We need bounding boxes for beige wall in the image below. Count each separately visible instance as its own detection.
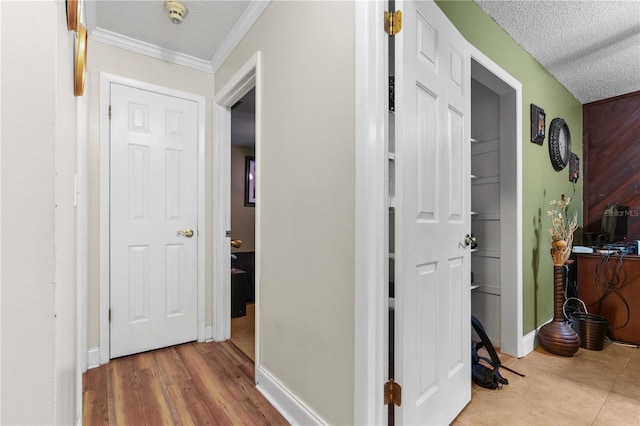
[216,2,356,424]
[85,41,216,349]
[1,1,78,423]
[231,145,255,252]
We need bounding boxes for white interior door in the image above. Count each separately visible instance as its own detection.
[395,0,471,424]
[110,83,199,358]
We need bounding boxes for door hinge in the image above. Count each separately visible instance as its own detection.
[384,379,402,406]
[108,309,112,324]
[109,105,112,120]
[384,10,402,36]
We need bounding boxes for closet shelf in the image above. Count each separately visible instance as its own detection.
[388,196,395,209]
[472,176,500,185]
[471,213,500,221]
[475,286,501,296]
[471,249,501,259]
[471,284,482,290]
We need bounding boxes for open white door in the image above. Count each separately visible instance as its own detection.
[110,83,199,358]
[394,0,471,424]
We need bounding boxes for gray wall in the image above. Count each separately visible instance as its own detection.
[216,1,357,423]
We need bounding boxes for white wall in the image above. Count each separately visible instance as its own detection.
[1,1,78,424]
[85,41,215,350]
[216,2,356,424]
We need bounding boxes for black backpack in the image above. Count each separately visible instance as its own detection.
[471,315,524,389]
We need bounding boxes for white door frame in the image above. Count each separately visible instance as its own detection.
[212,53,261,354]
[353,1,388,424]
[98,73,207,364]
[469,45,525,357]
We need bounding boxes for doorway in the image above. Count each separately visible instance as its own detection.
[230,88,256,360]
[212,53,261,372]
[469,50,523,357]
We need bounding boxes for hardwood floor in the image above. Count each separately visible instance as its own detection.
[82,340,287,425]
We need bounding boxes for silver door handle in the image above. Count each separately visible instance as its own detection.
[464,234,477,247]
[178,229,194,238]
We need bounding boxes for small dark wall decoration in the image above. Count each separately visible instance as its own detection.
[569,153,580,183]
[244,156,255,207]
[530,103,546,145]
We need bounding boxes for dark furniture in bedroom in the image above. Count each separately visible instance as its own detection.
[231,268,247,318]
[232,251,255,303]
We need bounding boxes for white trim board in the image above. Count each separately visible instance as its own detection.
[89,28,213,73]
[353,1,388,425]
[469,44,526,359]
[256,366,327,426]
[98,73,207,365]
[210,1,270,73]
[212,52,261,345]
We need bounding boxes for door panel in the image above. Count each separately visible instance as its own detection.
[395,1,471,424]
[110,83,199,358]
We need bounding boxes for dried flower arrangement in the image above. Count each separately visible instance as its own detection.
[547,194,578,265]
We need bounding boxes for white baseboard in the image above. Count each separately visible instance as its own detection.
[521,318,552,357]
[522,329,537,356]
[87,346,101,369]
[256,365,326,426]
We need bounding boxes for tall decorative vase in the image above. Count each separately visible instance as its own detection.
[538,241,580,356]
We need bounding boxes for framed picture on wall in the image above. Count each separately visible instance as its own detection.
[245,156,256,207]
[530,103,546,145]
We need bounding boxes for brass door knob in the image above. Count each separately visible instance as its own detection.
[178,229,194,238]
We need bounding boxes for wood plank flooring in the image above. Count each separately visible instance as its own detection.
[83,340,288,425]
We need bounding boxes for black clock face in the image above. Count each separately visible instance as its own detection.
[549,118,571,171]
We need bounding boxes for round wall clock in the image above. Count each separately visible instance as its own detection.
[66,0,79,31]
[548,117,571,171]
[74,24,87,97]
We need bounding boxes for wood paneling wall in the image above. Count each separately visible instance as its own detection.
[583,91,640,241]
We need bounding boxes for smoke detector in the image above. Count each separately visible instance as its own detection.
[165,1,188,24]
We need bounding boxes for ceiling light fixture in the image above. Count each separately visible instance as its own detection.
[165,1,188,25]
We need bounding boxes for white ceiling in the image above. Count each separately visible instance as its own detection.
[87,0,640,104]
[474,0,640,104]
[86,0,269,72]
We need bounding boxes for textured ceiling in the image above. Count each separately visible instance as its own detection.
[94,0,251,61]
[474,0,640,104]
[89,1,640,104]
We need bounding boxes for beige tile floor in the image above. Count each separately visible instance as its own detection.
[453,342,640,425]
[230,302,255,361]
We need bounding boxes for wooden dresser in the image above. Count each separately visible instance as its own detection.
[576,253,640,344]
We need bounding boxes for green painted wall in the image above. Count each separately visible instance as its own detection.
[436,0,583,334]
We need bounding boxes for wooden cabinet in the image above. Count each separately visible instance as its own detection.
[576,253,640,344]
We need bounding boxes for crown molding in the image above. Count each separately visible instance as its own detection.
[89,27,214,74]
[210,0,271,73]
[86,0,270,75]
